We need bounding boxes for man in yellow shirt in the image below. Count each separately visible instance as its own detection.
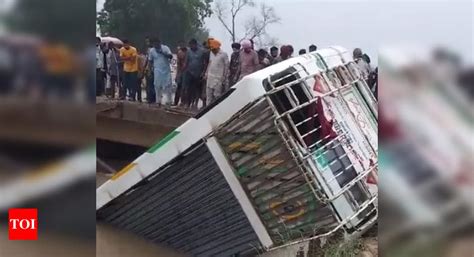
[119,39,138,101]
[39,41,76,98]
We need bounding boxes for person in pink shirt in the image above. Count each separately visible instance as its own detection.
[238,39,259,81]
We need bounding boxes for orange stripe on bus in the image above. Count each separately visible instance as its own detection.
[111,163,137,180]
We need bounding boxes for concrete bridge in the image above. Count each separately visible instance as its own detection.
[0,98,95,148]
[96,98,192,148]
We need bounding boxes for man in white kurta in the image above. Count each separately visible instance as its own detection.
[205,39,229,105]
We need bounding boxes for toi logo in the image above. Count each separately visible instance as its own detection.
[8,208,38,240]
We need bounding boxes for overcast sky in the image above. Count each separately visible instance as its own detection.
[97,0,473,64]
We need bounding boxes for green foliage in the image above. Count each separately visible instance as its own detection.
[323,239,364,257]
[5,0,96,46]
[97,0,213,51]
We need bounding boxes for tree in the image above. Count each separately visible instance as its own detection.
[243,3,280,47]
[214,0,255,43]
[97,0,213,50]
[213,0,280,47]
[254,35,279,50]
[4,0,96,47]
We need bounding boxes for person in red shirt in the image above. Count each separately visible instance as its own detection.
[174,45,187,106]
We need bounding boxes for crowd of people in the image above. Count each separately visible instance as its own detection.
[0,35,95,102]
[96,36,376,110]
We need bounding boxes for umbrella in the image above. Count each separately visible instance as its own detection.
[100,36,123,46]
[1,34,43,47]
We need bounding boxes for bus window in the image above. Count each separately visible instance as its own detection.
[335,65,354,86]
[327,70,343,88]
[264,67,338,149]
[346,62,362,81]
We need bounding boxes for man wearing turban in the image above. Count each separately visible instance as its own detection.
[204,38,229,105]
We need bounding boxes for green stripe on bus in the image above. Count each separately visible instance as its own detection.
[147,130,180,153]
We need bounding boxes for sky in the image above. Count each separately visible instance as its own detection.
[97,0,473,64]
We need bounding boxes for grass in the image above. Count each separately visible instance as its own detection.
[323,239,365,257]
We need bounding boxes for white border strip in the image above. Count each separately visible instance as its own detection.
[206,137,274,248]
[1,149,95,211]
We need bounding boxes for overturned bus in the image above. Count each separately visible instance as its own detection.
[378,48,473,248]
[96,46,378,256]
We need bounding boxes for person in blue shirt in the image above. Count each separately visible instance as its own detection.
[183,38,206,109]
[148,38,173,106]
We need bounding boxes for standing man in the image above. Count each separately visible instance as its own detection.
[228,42,241,87]
[205,39,229,105]
[353,48,372,80]
[238,39,259,80]
[275,45,291,63]
[199,39,211,108]
[144,37,155,103]
[106,42,120,98]
[148,38,173,107]
[287,45,294,58]
[96,37,105,96]
[368,67,378,99]
[257,49,270,70]
[269,46,279,64]
[182,39,205,109]
[119,39,139,101]
[136,48,148,102]
[174,45,187,106]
